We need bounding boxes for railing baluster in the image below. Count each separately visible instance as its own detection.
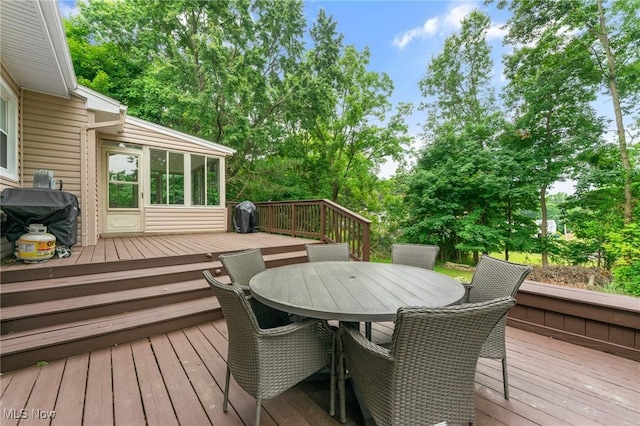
[227,199,370,261]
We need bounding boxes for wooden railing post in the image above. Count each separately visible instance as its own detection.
[320,201,326,243]
[291,203,297,237]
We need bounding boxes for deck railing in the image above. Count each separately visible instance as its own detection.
[227,199,371,261]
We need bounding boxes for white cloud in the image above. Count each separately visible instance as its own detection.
[58,0,80,18]
[393,3,506,50]
[486,23,507,41]
[443,4,475,29]
[393,17,439,50]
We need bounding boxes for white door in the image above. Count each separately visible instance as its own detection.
[104,148,144,233]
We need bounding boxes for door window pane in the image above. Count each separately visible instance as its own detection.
[108,153,139,208]
[108,182,139,208]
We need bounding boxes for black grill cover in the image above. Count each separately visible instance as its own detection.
[233,201,258,233]
[0,188,80,247]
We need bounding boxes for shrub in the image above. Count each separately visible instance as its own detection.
[605,223,640,296]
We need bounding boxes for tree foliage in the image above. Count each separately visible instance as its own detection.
[404,10,537,263]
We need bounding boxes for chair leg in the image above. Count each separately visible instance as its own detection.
[502,357,510,399]
[337,333,346,423]
[365,322,372,340]
[255,398,261,426]
[223,366,231,411]
[329,332,336,416]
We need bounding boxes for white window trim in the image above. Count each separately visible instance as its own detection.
[0,79,18,181]
[147,147,223,208]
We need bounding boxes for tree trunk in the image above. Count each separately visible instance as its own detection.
[540,186,549,267]
[596,0,634,224]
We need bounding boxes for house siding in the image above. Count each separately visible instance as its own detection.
[105,122,231,157]
[20,89,87,246]
[98,121,229,236]
[144,207,227,233]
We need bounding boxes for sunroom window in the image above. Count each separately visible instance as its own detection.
[150,149,184,205]
[0,80,18,180]
[191,155,220,206]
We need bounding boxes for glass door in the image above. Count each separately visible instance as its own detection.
[104,148,143,233]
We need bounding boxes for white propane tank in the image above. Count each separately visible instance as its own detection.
[16,224,56,263]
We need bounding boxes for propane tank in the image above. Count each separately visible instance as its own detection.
[16,224,56,263]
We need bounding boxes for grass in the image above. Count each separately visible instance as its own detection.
[434,265,473,283]
[371,255,474,283]
[489,252,543,265]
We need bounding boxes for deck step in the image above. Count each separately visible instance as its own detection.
[0,244,312,283]
[0,297,223,372]
[0,247,309,373]
[0,250,308,307]
[0,261,226,307]
[0,279,217,334]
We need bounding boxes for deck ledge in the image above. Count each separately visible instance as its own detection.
[512,280,639,361]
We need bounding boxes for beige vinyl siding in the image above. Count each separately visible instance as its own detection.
[144,207,227,233]
[106,122,230,157]
[21,90,87,246]
[100,119,230,235]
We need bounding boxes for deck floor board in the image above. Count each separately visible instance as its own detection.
[1,321,637,426]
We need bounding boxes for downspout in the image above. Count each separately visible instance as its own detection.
[19,88,24,185]
[79,110,126,246]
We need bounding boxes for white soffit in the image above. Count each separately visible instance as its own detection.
[0,0,77,97]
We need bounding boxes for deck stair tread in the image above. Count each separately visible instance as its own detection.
[0,245,311,284]
[0,243,309,372]
[0,251,307,307]
[1,297,220,355]
[1,279,215,322]
[1,261,221,295]
[0,251,306,295]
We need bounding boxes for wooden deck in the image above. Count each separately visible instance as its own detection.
[1,232,317,273]
[1,320,638,426]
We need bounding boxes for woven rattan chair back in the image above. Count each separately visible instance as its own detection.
[203,270,332,425]
[391,243,440,270]
[219,248,266,290]
[305,242,350,262]
[468,254,533,303]
[467,255,533,399]
[341,297,516,426]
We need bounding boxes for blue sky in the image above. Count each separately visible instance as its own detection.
[57,0,577,193]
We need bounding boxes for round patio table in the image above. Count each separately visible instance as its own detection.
[249,261,465,322]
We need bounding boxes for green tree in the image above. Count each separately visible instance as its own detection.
[496,0,639,225]
[405,10,537,263]
[67,0,307,202]
[284,10,411,210]
[501,24,604,266]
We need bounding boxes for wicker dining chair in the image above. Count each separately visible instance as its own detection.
[338,297,516,425]
[219,248,291,329]
[203,271,334,426]
[219,248,267,291]
[460,254,533,399]
[305,242,350,262]
[391,243,440,270]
